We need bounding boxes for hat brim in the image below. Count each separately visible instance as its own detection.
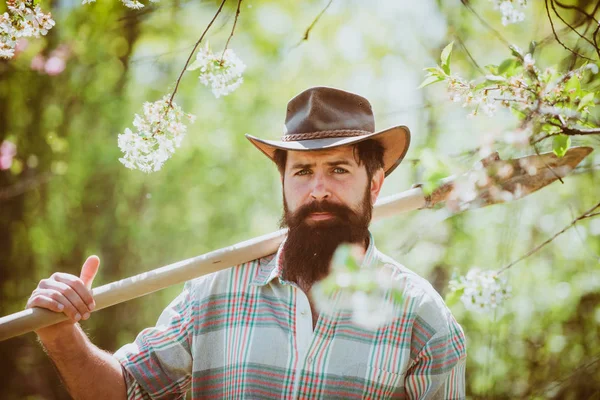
[245,125,411,177]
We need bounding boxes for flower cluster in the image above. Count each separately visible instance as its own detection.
[188,44,246,98]
[312,245,403,330]
[449,268,511,313]
[118,96,196,173]
[447,76,498,117]
[489,0,527,26]
[0,0,55,59]
[423,43,598,153]
[0,140,17,170]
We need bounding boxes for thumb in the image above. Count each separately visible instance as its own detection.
[80,255,100,289]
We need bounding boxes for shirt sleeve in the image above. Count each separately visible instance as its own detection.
[113,281,195,400]
[404,313,467,399]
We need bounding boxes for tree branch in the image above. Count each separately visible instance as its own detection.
[455,34,484,74]
[545,0,594,61]
[220,0,242,63]
[168,0,228,106]
[537,0,600,49]
[550,0,599,59]
[554,0,600,60]
[292,0,334,49]
[561,126,600,135]
[460,0,510,47]
[498,200,600,274]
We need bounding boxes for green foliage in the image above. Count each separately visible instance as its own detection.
[552,134,570,157]
[440,41,454,75]
[1,0,600,399]
[419,149,451,196]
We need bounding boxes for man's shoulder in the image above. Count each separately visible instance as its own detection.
[185,253,275,293]
[374,250,461,333]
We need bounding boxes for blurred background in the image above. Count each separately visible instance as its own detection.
[1,0,600,398]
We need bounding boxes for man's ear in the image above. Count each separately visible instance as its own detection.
[370,168,385,204]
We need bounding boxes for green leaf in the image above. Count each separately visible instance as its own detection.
[498,58,517,75]
[542,124,562,134]
[423,171,448,196]
[578,92,596,111]
[510,107,526,119]
[445,288,465,307]
[509,45,524,60]
[528,41,537,56]
[424,66,443,75]
[418,75,444,89]
[484,64,499,75]
[440,41,454,70]
[552,135,571,157]
[565,74,581,94]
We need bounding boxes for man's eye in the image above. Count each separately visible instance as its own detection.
[295,169,311,176]
[333,167,348,174]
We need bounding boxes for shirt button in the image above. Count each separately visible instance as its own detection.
[307,357,313,364]
[300,310,307,316]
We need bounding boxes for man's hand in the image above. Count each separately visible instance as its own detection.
[26,256,100,339]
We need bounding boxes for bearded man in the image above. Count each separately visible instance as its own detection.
[27,87,466,399]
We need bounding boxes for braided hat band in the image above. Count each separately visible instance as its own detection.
[281,130,368,142]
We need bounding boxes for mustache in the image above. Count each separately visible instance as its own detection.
[291,200,355,224]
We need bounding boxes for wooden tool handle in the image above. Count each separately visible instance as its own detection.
[0,188,428,341]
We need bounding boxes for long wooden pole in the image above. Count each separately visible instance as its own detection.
[0,146,592,342]
[0,188,427,342]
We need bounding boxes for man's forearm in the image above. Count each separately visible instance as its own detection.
[40,324,127,400]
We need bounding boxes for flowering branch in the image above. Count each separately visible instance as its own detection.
[421,41,599,162]
[219,0,242,63]
[168,0,227,106]
[118,0,247,173]
[497,200,600,274]
[0,0,55,59]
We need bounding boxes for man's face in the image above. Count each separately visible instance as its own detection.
[282,146,383,224]
[278,145,384,287]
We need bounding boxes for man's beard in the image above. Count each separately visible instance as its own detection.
[280,186,372,289]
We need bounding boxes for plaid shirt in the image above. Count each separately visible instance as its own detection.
[114,234,466,399]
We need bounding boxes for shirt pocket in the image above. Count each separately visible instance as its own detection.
[362,365,404,399]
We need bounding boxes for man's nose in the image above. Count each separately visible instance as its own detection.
[310,173,330,201]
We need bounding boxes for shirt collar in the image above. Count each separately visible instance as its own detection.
[250,232,378,287]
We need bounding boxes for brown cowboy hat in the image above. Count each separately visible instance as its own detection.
[245,86,411,177]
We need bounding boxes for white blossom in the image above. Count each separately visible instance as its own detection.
[489,0,527,26]
[0,1,55,60]
[523,53,535,70]
[449,268,511,313]
[118,96,196,173]
[188,44,246,98]
[122,0,145,9]
[447,77,498,117]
